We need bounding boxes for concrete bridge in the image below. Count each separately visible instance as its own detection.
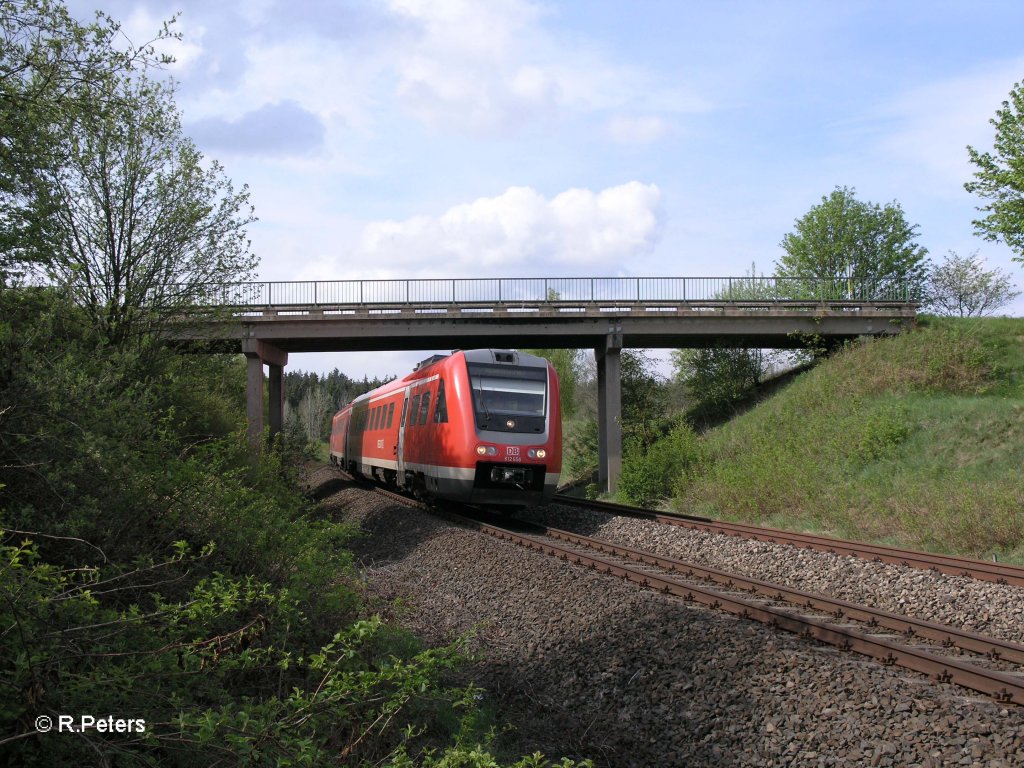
[171,276,919,492]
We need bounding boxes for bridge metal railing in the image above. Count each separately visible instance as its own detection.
[182,276,918,308]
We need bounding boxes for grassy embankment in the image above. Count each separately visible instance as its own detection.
[672,316,1024,562]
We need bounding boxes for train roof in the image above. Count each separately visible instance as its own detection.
[341,349,552,409]
[461,349,550,367]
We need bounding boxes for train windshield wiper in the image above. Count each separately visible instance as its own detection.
[474,380,491,424]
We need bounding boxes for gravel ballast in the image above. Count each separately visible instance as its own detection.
[527,504,1024,647]
[312,468,1024,767]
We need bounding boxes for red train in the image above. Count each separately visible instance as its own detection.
[330,349,562,507]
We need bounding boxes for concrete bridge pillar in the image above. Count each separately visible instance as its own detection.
[595,326,623,494]
[242,339,288,447]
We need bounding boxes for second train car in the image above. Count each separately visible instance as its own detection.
[329,349,561,507]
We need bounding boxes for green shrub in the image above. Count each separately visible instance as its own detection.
[854,404,912,463]
[618,422,706,507]
[0,289,587,766]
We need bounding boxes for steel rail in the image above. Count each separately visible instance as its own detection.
[493,522,1024,705]
[538,524,1024,665]
[471,516,1024,704]
[553,495,1024,588]
[335,471,1024,704]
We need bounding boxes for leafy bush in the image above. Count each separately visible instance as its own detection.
[854,403,912,463]
[0,288,587,766]
[618,422,706,507]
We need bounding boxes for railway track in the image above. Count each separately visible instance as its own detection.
[339,473,1024,705]
[554,494,1024,588]
[476,511,1024,705]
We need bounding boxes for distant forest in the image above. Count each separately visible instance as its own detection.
[285,369,395,443]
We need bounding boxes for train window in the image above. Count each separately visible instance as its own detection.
[376,405,383,430]
[434,379,448,423]
[410,395,421,427]
[467,363,546,416]
[386,402,395,429]
[400,398,408,427]
[372,406,380,431]
[419,391,431,425]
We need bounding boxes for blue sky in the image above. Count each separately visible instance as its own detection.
[70,0,1024,378]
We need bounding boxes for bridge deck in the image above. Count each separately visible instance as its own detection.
[174,299,918,353]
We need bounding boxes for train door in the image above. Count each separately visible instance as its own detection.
[396,388,410,487]
[346,401,367,474]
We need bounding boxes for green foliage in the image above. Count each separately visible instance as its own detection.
[2,1,253,344]
[776,186,929,300]
[0,539,496,766]
[672,346,772,422]
[562,417,598,483]
[0,288,583,766]
[26,72,256,346]
[926,250,1020,316]
[618,422,705,507]
[673,317,1024,560]
[620,348,669,449]
[854,404,911,463]
[966,79,1024,263]
[285,368,394,446]
[1,0,178,283]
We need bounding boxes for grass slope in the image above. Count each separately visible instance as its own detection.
[672,316,1024,562]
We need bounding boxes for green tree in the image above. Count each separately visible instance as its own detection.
[926,250,1020,317]
[966,80,1024,264]
[25,73,256,345]
[672,262,781,421]
[672,345,771,418]
[621,348,668,448]
[1,0,175,283]
[776,186,929,301]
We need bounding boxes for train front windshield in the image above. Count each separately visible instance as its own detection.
[467,363,547,432]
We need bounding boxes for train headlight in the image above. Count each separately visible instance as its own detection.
[476,445,497,456]
[536,448,546,459]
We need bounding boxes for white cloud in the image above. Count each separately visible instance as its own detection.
[387,0,563,131]
[605,115,670,144]
[385,0,700,134]
[870,59,1024,190]
[341,182,663,278]
[146,0,705,149]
